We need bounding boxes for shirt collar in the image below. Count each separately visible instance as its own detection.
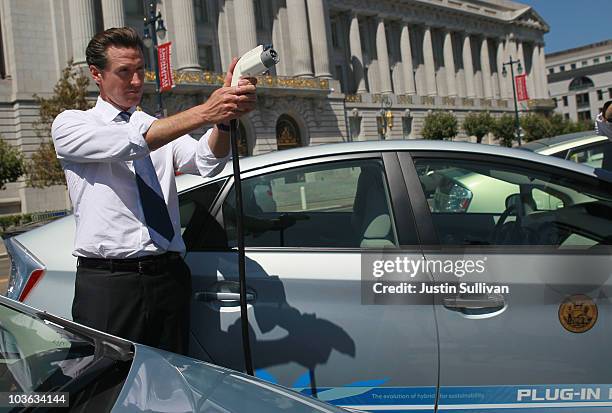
[93,96,137,124]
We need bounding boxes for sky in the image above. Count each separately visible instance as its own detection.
[518,0,612,54]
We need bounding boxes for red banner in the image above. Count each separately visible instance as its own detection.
[515,74,529,101]
[157,42,174,92]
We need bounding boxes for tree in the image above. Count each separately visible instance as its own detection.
[492,114,517,147]
[572,120,593,133]
[462,111,494,143]
[548,113,570,137]
[27,60,92,187]
[422,111,458,140]
[520,113,552,142]
[0,138,25,190]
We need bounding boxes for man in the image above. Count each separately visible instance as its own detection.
[51,27,257,354]
[595,100,612,171]
[596,100,612,136]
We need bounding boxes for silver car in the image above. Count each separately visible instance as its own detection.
[6,140,612,412]
[0,295,347,412]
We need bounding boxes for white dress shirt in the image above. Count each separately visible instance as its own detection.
[595,113,612,140]
[52,96,229,258]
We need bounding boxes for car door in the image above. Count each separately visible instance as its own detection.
[181,152,439,412]
[401,151,612,412]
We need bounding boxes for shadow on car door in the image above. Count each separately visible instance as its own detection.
[181,153,440,412]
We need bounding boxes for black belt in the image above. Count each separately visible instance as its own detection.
[77,252,182,274]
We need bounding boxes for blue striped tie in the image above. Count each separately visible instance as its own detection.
[119,111,175,248]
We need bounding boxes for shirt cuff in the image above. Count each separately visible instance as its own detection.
[196,128,231,177]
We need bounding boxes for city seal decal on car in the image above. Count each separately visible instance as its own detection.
[558,294,598,333]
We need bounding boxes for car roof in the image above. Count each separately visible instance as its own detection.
[177,140,608,192]
[521,131,606,152]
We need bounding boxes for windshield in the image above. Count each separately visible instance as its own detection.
[0,304,96,393]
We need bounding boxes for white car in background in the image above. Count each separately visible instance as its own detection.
[521,131,611,169]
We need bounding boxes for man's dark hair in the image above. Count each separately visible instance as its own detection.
[86,27,144,69]
[603,100,612,117]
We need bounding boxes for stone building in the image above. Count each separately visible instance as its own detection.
[0,0,551,214]
[546,39,612,123]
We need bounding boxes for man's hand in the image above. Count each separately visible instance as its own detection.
[200,57,258,125]
[143,57,258,152]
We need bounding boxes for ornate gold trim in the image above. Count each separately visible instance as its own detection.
[145,70,330,90]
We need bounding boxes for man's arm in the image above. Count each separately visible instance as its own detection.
[144,82,255,152]
[145,58,256,154]
[52,110,153,163]
[172,128,230,178]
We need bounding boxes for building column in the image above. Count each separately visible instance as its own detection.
[524,42,536,99]
[480,37,493,98]
[400,22,416,95]
[306,0,332,78]
[423,26,437,96]
[531,43,542,98]
[506,37,519,99]
[287,0,313,77]
[272,0,289,75]
[173,0,201,71]
[507,37,518,61]
[462,32,476,98]
[217,0,232,70]
[69,0,96,66]
[443,30,457,97]
[376,17,393,94]
[496,39,507,98]
[101,0,124,29]
[516,41,525,69]
[349,13,367,92]
[538,44,548,98]
[234,0,258,57]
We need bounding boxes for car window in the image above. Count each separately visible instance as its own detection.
[0,304,95,393]
[415,158,612,247]
[222,159,398,248]
[532,188,564,210]
[566,141,612,169]
[179,180,225,232]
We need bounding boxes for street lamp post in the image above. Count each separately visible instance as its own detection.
[142,1,167,117]
[378,94,393,140]
[502,56,523,146]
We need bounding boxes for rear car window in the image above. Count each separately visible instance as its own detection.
[0,304,95,392]
[415,158,612,247]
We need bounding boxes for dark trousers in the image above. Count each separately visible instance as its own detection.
[72,256,192,355]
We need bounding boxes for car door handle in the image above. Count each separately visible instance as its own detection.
[194,291,256,302]
[443,295,505,310]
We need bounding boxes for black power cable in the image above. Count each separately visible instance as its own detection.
[229,119,254,376]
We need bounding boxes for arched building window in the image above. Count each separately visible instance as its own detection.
[569,76,594,91]
[276,115,301,150]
